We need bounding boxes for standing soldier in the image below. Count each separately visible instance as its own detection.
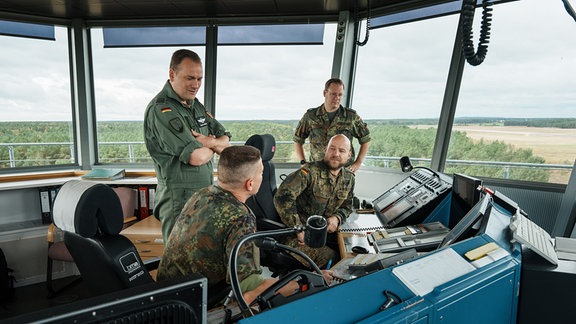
[293,78,371,173]
[144,49,231,241]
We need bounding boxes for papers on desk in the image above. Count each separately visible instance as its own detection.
[340,211,384,233]
[555,237,576,261]
[392,248,475,296]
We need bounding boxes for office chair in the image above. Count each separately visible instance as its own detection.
[52,180,157,297]
[245,134,309,276]
[46,185,144,297]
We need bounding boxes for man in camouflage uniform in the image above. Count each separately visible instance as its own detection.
[157,146,322,306]
[294,78,371,173]
[144,49,231,241]
[275,134,355,268]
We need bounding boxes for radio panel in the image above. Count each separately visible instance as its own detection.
[373,169,452,227]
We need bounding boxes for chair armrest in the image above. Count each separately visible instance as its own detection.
[47,223,56,243]
[144,256,161,271]
[257,218,288,231]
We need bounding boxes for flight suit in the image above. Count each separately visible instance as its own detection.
[274,161,355,268]
[293,104,371,164]
[144,80,231,241]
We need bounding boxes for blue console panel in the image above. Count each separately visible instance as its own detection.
[240,234,521,324]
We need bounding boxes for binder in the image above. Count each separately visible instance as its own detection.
[49,186,59,224]
[138,187,150,219]
[339,212,385,233]
[81,168,125,181]
[148,187,156,216]
[131,188,139,218]
[39,189,51,224]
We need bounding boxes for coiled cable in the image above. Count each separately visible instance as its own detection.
[355,0,371,46]
[461,0,493,66]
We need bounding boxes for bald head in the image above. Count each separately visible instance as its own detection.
[323,134,352,171]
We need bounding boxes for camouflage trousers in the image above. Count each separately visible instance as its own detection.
[283,237,338,269]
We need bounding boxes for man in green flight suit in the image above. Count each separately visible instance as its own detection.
[275,134,355,268]
[144,49,231,241]
[294,78,371,173]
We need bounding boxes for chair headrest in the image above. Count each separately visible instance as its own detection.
[53,180,124,237]
[245,134,276,162]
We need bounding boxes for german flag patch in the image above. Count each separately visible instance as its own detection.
[300,169,309,175]
[161,107,172,113]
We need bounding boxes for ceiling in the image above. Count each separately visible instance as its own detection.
[0,0,449,22]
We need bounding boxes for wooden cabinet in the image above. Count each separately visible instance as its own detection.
[120,216,164,261]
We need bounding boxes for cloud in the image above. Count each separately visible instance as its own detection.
[0,1,575,122]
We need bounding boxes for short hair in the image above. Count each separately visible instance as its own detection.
[170,49,202,71]
[218,146,261,186]
[324,78,345,91]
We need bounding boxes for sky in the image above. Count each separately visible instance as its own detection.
[0,0,575,122]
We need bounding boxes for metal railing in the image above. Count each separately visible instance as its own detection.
[1,141,573,180]
[0,142,75,167]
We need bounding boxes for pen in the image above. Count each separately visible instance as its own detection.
[326,259,333,270]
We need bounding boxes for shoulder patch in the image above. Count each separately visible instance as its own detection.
[205,110,214,119]
[300,168,309,176]
[161,107,172,113]
[169,118,184,132]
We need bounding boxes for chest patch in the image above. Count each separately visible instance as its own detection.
[196,116,208,127]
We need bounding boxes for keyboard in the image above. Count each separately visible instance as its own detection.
[510,211,558,265]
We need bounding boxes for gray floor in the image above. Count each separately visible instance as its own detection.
[0,276,90,322]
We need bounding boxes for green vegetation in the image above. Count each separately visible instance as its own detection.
[1,118,571,183]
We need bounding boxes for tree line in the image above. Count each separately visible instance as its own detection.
[1,119,567,182]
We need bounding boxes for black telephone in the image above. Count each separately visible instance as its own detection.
[253,269,328,311]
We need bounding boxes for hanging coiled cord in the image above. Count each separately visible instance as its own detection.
[355,0,371,46]
[461,0,493,66]
[563,0,576,22]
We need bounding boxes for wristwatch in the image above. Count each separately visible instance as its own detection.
[300,159,307,165]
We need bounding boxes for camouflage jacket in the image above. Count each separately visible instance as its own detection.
[274,161,355,227]
[157,185,264,293]
[293,104,371,163]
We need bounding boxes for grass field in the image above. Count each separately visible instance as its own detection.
[451,125,576,165]
[451,125,576,183]
[409,124,576,183]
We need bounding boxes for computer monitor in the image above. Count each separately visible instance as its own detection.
[10,275,207,324]
[438,193,491,249]
[450,173,483,228]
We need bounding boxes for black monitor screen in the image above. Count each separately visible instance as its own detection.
[450,173,483,228]
[438,194,491,249]
[10,275,207,324]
